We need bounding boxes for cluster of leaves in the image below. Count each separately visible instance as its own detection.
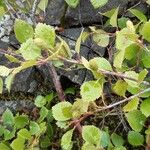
[0,93,55,150]
[1,1,150,150]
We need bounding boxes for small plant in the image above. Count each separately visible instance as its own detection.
[0,93,55,149]
[1,3,150,150]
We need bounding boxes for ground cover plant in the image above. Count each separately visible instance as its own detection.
[1,0,150,150]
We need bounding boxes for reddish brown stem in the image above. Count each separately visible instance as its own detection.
[46,63,66,101]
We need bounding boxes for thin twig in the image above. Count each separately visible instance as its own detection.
[46,62,66,101]
[98,69,150,86]
[95,87,150,112]
[31,0,40,24]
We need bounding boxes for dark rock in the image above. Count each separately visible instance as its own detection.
[63,0,128,27]
[0,100,34,114]
[58,27,104,84]
[45,0,66,25]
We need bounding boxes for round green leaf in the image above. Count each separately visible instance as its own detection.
[128,131,144,146]
[80,81,103,102]
[11,137,25,150]
[111,133,124,147]
[19,38,41,60]
[0,143,11,150]
[14,115,29,129]
[89,57,112,71]
[124,71,139,87]
[82,125,101,146]
[123,98,139,112]
[92,29,109,47]
[14,19,34,43]
[140,98,150,117]
[17,129,31,140]
[29,121,40,135]
[34,23,55,48]
[125,110,146,132]
[61,129,74,150]
[52,102,72,121]
[34,95,47,107]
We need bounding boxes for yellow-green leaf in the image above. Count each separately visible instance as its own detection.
[123,98,139,112]
[14,19,34,43]
[110,7,119,27]
[112,80,128,97]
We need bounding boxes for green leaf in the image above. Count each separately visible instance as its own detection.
[52,102,72,121]
[65,0,80,8]
[13,60,37,75]
[14,115,29,129]
[2,108,14,126]
[0,66,11,77]
[124,71,139,87]
[114,146,126,150]
[112,80,128,97]
[129,9,147,22]
[5,54,20,63]
[71,99,89,118]
[141,21,150,42]
[29,121,40,135]
[82,142,98,150]
[90,0,108,9]
[116,28,134,50]
[100,131,110,148]
[82,125,101,146]
[0,6,5,18]
[123,98,139,112]
[38,106,48,123]
[0,143,11,150]
[17,129,31,140]
[35,23,55,48]
[111,133,124,146]
[34,95,47,107]
[14,19,34,43]
[57,36,72,58]
[0,125,5,136]
[138,69,148,83]
[125,110,146,132]
[5,74,15,92]
[11,137,25,150]
[128,131,144,146]
[75,28,84,54]
[0,77,3,94]
[118,17,128,29]
[113,49,125,69]
[19,38,41,60]
[4,128,16,140]
[89,57,112,71]
[146,0,150,5]
[125,44,140,60]
[110,7,119,27]
[140,98,150,117]
[38,0,48,11]
[92,29,109,47]
[141,50,150,68]
[56,121,69,129]
[102,8,116,18]
[61,129,74,150]
[80,80,103,102]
